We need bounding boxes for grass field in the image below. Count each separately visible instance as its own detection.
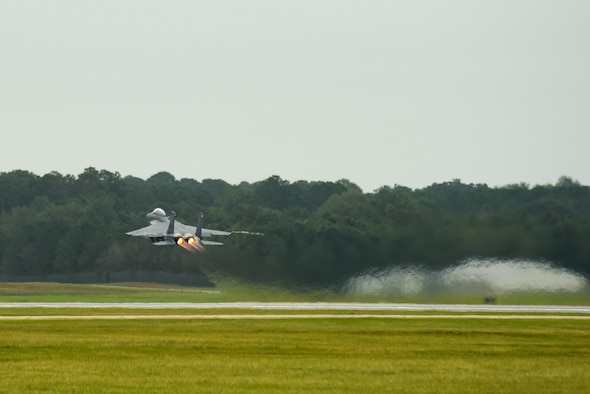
[1,280,589,305]
[1,316,589,393]
[0,282,589,393]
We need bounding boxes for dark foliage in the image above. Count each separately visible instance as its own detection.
[1,169,589,285]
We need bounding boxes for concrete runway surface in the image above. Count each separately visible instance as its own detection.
[1,302,590,312]
[1,302,589,320]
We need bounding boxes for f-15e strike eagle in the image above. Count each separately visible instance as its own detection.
[126,208,232,252]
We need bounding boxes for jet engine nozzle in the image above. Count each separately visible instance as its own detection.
[182,234,200,245]
[172,233,185,245]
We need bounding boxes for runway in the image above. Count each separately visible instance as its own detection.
[2,315,590,321]
[0,302,590,316]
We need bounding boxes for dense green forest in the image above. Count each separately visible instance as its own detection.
[0,168,589,286]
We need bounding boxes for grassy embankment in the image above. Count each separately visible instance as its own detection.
[1,280,589,304]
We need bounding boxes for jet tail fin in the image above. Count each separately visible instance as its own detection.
[196,212,204,239]
[167,211,176,235]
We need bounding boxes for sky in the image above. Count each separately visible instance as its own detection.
[1,1,589,192]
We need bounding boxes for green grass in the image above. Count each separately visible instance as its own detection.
[1,280,589,304]
[0,281,339,303]
[0,317,588,393]
[0,282,221,302]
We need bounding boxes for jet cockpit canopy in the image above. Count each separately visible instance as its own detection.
[146,208,168,222]
[151,208,166,217]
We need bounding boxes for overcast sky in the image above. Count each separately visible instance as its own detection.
[1,1,589,192]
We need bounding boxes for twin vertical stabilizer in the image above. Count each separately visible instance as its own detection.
[166,211,176,235]
[196,212,204,239]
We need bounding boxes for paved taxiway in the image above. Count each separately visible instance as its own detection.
[1,302,589,313]
[1,302,589,320]
[1,314,590,321]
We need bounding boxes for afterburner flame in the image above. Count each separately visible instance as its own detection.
[191,240,205,252]
[176,238,185,245]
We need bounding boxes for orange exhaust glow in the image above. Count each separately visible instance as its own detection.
[180,243,195,252]
[176,238,185,245]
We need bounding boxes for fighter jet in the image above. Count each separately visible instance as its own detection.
[126,208,231,252]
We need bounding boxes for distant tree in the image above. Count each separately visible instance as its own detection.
[146,172,176,185]
[556,176,580,188]
[336,179,363,193]
[201,179,231,196]
[0,170,39,213]
[254,175,290,210]
[36,171,75,205]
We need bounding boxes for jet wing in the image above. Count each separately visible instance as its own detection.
[125,221,168,237]
[173,222,231,238]
[202,228,232,237]
[201,240,225,246]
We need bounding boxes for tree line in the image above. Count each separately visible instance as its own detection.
[0,168,588,286]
